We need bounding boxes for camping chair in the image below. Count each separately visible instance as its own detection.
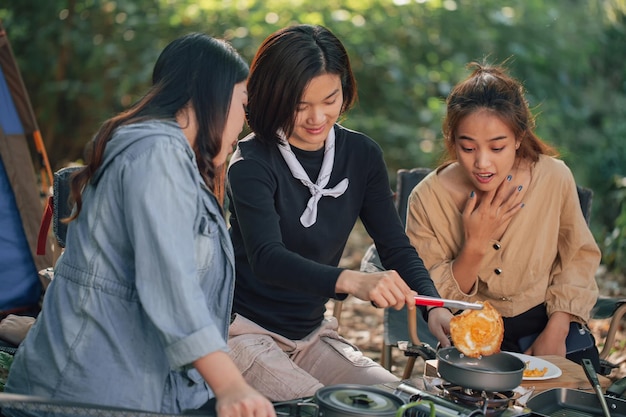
[36,165,83,252]
[50,166,82,248]
[34,165,82,286]
[360,167,626,378]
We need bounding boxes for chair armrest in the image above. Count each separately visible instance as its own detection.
[407,307,421,346]
[598,302,626,361]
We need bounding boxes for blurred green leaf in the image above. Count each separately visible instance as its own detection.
[2,0,626,271]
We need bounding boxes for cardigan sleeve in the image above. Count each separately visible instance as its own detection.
[545,164,600,323]
[405,175,479,301]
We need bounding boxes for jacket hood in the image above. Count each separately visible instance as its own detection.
[92,120,188,184]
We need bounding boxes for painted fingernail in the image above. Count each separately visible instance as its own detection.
[507,175,512,181]
[470,191,475,198]
[518,185,523,191]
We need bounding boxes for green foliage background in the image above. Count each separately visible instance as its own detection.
[2,0,626,273]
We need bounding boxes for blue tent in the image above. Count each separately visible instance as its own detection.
[0,21,53,315]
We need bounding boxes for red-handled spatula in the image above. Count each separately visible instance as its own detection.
[414,295,483,310]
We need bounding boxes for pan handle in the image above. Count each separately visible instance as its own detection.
[607,376,626,399]
[582,358,612,417]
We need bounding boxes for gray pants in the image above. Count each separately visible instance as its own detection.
[228,314,399,401]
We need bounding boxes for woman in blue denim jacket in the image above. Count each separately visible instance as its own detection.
[4,33,275,417]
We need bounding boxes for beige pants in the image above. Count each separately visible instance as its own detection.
[228,314,398,401]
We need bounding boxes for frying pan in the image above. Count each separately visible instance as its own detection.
[436,347,525,392]
[527,387,626,416]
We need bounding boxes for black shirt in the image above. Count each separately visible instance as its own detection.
[227,124,439,339]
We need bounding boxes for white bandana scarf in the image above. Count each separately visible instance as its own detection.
[277,128,349,228]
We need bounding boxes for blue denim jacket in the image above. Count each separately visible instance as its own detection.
[6,120,235,414]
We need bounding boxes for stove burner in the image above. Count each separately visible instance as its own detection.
[441,385,518,417]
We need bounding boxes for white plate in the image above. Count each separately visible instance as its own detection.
[504,352,562,380]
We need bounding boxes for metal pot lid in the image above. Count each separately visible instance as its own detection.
[315,384,403,415]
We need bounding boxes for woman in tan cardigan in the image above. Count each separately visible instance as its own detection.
[406,62,602,370]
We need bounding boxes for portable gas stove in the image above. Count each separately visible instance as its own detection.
[271,378,537,417]
[389,379,534,417]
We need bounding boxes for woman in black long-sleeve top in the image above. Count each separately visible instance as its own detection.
[226,24,452,401]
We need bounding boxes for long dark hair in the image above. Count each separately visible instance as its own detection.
[68,33,248,219]
[246,24,357,145]
[442,61,557,165]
